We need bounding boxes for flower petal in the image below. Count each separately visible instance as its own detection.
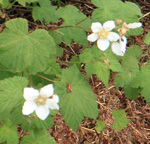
[87,33,98,42]
[127,22,142,29]
[107,32,120,42]
[46,99,59,110]
[22,100,37,115]
[23,87,39,101]
[91,22,102,33]
[111,42,124,56]
[103,21,116,31]
[40,84,54,98]
[97,39,110,51]
[120,36,127,54]
[52,94,59,103]
[35,105,50,120]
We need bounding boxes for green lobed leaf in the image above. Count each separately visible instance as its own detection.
[55,65,98,131]
[80,46,123,87]
[100,50,123,72]
[92,0,142,22]
[114,69,140,99]
[122,45,142,72]
[86,61,110,87]
[0,0,12,9]
[91,0,143,36]
[32,0,58,24]
[9,104,29,129]
[144,32,150,45]
[16,0,38,7]
[28,116,54,131]
[0,119,19,144]
[114,45,142,98]
[0,18,56,74]
[44,56,61,75]
[131,62,150,105]
[95,120,105,132]
[0,64,17,80]
[124,86,141,100]
[21,130,56,144]
[112,110,130,130]
[51,5,91,46]
[0,76,28,116]
[68,56,81,69]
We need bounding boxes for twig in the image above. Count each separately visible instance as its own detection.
[75,17,89,26]
[36,74,56,83]
[82,127,97,133]
[62,41,78,56]
[90,75,95,86]
[142,11,150,18]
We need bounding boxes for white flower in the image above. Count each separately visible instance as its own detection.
[87,21,120,51]
[111,36,127,56]
[119,22,142,36]
[112,22,142,56]
[22,84,59,120]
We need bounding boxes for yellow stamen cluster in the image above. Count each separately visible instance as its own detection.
[98,29,109,39]
[35,96,47,106]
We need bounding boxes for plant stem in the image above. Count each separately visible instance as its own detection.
[36,74,56,83]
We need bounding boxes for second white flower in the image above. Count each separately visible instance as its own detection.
[87,21,120,51]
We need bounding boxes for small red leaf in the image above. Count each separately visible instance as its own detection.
[66,82,72,93]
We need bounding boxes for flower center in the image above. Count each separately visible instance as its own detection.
[35,96,47,106]
[98,29,109,39]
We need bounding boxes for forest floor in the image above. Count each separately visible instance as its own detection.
[1,0,150,143]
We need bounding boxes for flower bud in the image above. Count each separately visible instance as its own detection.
[116,19,122,26]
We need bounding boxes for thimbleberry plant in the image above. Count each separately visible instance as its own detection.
[0,0,149,143]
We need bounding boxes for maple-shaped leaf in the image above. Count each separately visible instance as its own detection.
[91,0,143,36]
[144,32,150,45]
[114,45,142,99]
[86,61,110,87]
[32,0,58,24]
[131,62,150,105]
[50,5,91,46]
[0,76,28,117]
[21,130,56,144]
[95,120,105,132]
[80,46,123,87]
[112,110,130,130]
[122,45,142,72]
[124,85,141,100]
[114,69,140,99]
[55,65,98,131]
[16,0,38,7]
[0,18,56,74]
[0,119,19,144]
